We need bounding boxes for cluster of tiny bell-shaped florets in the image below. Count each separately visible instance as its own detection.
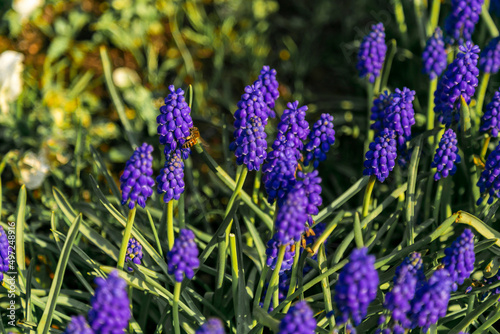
[124,238,143,271]
[477,142,500,204]
[480,37,500,74]
[265,239,296,273]
[434,42,480,126]
[156,149,186,203]
[371,90,392,136]
[258,65,280,118]
[296,170,322,224]
[195,318,226,334]
[363,128,398,182]
[167,228,200,282]
[384,87,416,148]
[357,22,387,83]
[63,315,93,334]
[119,143,155,209]
[263,146,299,205]
[422,27,447,79]
[272,187,309,246]
[334,247,379,326]
[442,228,475,291]
[481,89,500,137]
[444,0,484,45]
[278,301,317,334]
[304,113,336,168]
[431,128,461,181]
[0,226,8,281]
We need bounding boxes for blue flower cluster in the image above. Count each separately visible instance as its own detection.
[434,42,480,126]
[431,129,461,181]
[384,87,416,148]
[357,23,387,83]
[296,170,323,220]
[196,318,225,334]
[265,239,296,273]
[442,229,475,291]
[257,65,280,117]
[304,113,335,168]
[444,0,484,44]
[481,89,500,137]
[125,238,143,271]
[370,91,392,135]
[363,128,398,182]
[273,100,310,154]
[422,27,447,79]
[63,315,93,334]
[477,142,500,204]
[167,229,200,282]
[334,247,379,326]
[272,187,309,245]
[480,37,500,74]
[119,143,155,209]
[278,301,317,334]
[263,147,299,205]
[157,149,186,203]
[0,226,8,281]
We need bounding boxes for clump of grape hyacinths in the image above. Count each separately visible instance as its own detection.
[119,143,155,209]
[0,226,8,281]
[477,142,500,204]
[296,170,323,222]
[442,229,475,291]
[408,269,452,332]
[434,42,480,126]
[431,129,461,181]
[481,90,500,137]
[480,37,500,74]
[370,90,392,135]
[304,113,335,168]
[257,65,279,117]
[196,318,225,334]
[157,85,194,158]
[384,87,416,148]
[357,22,387,83]
[363,128,397,182]
[278,301,317,334]
[88,271,130,334]
[266,239,295,273]
[272,187,308,245]
[273,100,310,154]
[157,149,186,203]
[124,238,143,271]
[422,27,447,79]
[229,82,268,171]
[444,0,484,45]
[167,229,200,282]
[63,315,93,334]
[334,247,379,326]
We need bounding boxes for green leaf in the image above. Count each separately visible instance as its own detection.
[448,293,500,334]
[15,185,27,272]
[456,211,500,248]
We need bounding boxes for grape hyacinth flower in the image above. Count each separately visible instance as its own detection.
[257,65,279,117]
[370,90,392,136]
[409,269,452,332]
[431,129,461,181]
[88,271,131,334]
[157,85,194,158]
[272,187,309,245]
[480,37,500,74]
[442,229,475,291]
[303,113,336,168]
[124,238,143,271]
[334,247,379,326]
[477,142,500,204]
[444,0,484,45]
[296,170,322,224]
[434,42,480,126]
[422,27,447,79]
[384,87,416,148]
[273,100,310,153]
[278,301,317,334]
[263,147,299,205]
[266,239,295,273]
[196,318,225,334]
[481,90,500,137]
[229,82,268,171]
[0,226,8,281]
[63,315,93,334]
[167,229,200,282]
[363,128,398,182]
[357,22,387,83]
[119,143,155,209]
[157,150,185,203]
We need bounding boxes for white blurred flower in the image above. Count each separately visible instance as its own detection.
[12,0,44,21]
[113,67,141,89]
[19,151,50,189]
[0,51,24,114]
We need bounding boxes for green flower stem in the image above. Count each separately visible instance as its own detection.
[173,282,181,334]
[117,206,137,271]
[262,245,286,312]
[471,303,500,333]
[146,209,163,258]
[380,40,397,92]
[214,233,227,307]
[283,241,301,313]
[476,72,490,130]
[362,175,376,218]
[178,194,185,229]
[310,211,343,255]
[428,0,441,36]
[406,136,423,245]
[224,166,249,232]
[318,243,335,330]
[354,212,364,248]
[365,82,375,157]
[481,135,491,160]
[229,234,239,318]
[393,0,408,45]
[427,78,438,145]
[433,178,444,225]
[253,265,269,310]
[167,200,175,251]
[482,3,500,38]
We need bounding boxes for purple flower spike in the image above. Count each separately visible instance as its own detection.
[273,187,309,245]
[444,0,484,45]
[357,23,387,83]
[229,82,268,171]
[370,91,392,136]
[278,301,317,334]
[263,147,299,205]
[266,239,295,273]
[119,143,155,209]
[125,238,143,271]
[64,315,93,334]
[477,142,500,204]
[88,271,130,334]
[157,149,185,203]
[196,318,225,334]
[157,85,194,158]
[274,101,310,152]
[409,269,452,333]
[442,229,475,291]
[304,113,335,168]
[296,170,322,225]
[480,37,500,74]
[481,89,500,137]
[0,226,9,281]
[167,229,200,282]
[257,65,280,117]
[385,87,416,148]
[431,129,461,181]
[334,247,379,326]
[434,42,480,126]
[423,27,447,79]
[363,128,398,182]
